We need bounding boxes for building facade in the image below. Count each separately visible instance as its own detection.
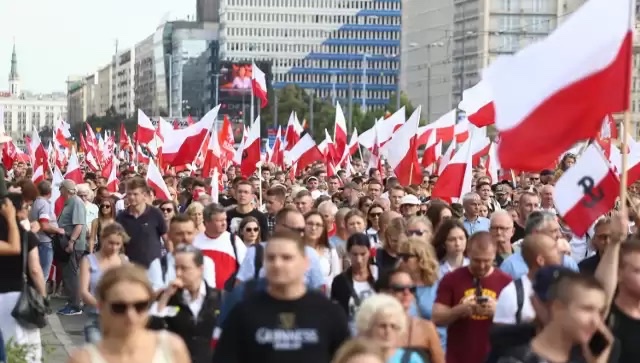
[95,63,113,116]
[197,0,220,22]
[85,73,98,117]
[67,76,87,125]
[134,34,157,116]
[112,48,136,118]
[218,0,401,110]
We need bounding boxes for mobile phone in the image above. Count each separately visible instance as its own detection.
[588,331,609,357]
[476,296,489,304]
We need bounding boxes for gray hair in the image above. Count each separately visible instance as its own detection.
[317,200,338,216]
[355,293,407,336]
[203,203,226,222]
[524,211,557,236]
[462,192,480,204]
[490,210,514,226]
[174,244,205,267]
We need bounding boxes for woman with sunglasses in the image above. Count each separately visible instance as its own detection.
[432,219,469,277]
[67,264,190,363]
[397,237,446,350]
[366,203,384,248]
[88,197,115,253]
[331,233,378,335]
[79,223,130,343]
[406,216,434,244]
[238,216,260,246]
[378,266,445,363]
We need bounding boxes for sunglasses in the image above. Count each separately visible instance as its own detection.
[398,253,417,261]
[100,204,111,209]
[283,224,305,235]
[369,212,382,218]
[160,208,174,213]
[108,300,150,315]
[407,230,426,237]
[390,284,417,294]
[244,227,259,232]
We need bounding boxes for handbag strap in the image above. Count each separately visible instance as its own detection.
[20,227,28,283]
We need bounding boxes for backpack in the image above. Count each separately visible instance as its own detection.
[253,243,264,281]
[222,233,239,292]
[514,278,525,324]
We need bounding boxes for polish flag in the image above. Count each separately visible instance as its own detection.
[458,81,495,128]
[64,149,83,184]
[621,136,640,185]
[218,114,236,167]
[269,127,284,167]
[287,133,323,171]
[554,144,619,236]
[105,155,119,193]
[386,106,422,186]
[339,129,360,167]
[284,112,303,151]
[359,107,406,149]
[367,121,382,173]
[333,102,348,157]
[146,159,171,200]
[251,62,268,108]
[437,139,456,175]
[454,119,470,143]
[484,0,633,171]
[598,114,619,140]
[136,145,150,165]
[421,128,442,172]
[54,118,71,148]
[30,128,49,185]
[419,109,457,145]
[239,117,261,177]
[163,106,219,166]
[471,137,491,166]
[209,168,223,203]
[51,166,64,208]
[202,129,223,178]
[486,142,500,183]
[136,109,156,145]
[431,135,474,201]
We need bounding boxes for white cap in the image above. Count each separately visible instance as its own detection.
[400,194,420,206]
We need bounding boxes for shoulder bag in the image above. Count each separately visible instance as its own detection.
[11,229,48,329]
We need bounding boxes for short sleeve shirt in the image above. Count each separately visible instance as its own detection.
[29,197,58,243]
[58,195,87,251]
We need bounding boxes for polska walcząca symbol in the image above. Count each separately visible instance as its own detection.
[577,176,604,208]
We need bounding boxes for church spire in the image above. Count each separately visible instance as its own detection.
[9,40,18,81]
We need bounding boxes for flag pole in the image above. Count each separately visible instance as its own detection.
[619,0,635,215]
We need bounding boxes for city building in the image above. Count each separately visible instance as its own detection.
[95,63,113,116]
[217,0,401,111]
[197,0,220,22]
[404,0,586,121]
[134,33,157,116]
[85,73,98,117]
[67,75,87,125]
[0,43,66,145]
[112,48,136,118]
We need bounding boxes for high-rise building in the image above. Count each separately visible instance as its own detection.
[112,48,136,118]
[95,63,113,116]
[197,0,220,22]
[1,43,66,142]
[404,0,586,120]
[218,0,401,110]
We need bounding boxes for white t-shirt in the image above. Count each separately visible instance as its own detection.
[493,275,535,324]
[348,275,377,335]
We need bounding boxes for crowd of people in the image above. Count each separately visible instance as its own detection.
[0,156,638,363]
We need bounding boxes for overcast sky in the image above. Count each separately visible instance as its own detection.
[0,0,195,94]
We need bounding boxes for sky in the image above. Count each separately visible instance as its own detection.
[0,0,195,94]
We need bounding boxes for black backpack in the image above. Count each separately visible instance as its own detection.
[514,278,525,324]
[253,243,264,281]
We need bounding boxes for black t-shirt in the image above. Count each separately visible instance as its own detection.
[213,290,350,363]
[495,343,586,363]
[219,196,237,208]
[609,302,640,363]
[227,208,269,242]
[0,220,38,293]
[511,222,526,243]
[116,206,167,268]
[578,254,601,275]
[377,248,398,272]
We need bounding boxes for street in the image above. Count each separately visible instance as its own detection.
[41,298,86,363]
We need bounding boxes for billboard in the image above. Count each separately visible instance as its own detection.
[217,61,272,125]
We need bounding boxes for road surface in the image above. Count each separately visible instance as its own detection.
[41,298,86,363]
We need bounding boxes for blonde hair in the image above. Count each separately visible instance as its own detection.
[383,217,407,249]
[186,201,204,215]
[355,293,407,336]
[95,264,152,302]
[99,222,131,244]
[406,215,434,242]
[398,236,439,285]
[331,338,385,363]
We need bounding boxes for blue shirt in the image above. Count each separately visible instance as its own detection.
[236,242,325,289]
[408,283,447,351]
[462,216,490,235]
[387,348,423,363]
[500,251,579,280]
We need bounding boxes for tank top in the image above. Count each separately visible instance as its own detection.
[85,253,126,315]
[84,331,173,363]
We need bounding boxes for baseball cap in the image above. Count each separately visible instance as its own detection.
[540,169,554,177]
[60,180,77,192]
[400,194,421,206]
[532,265,574,302]
[306,176,318,183]
[495,185,508,195]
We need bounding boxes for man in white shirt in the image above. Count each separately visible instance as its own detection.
[148,214,216,291]
[493,234,562,324]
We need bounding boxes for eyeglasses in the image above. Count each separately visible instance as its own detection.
[407,230,427,237]
[244,227,259,233]
[160,208,174,213]
[108,300,150,315]
[100,204,111,209]
[369,212,382,218]
[398,253,417,261]
[389,284,417,294]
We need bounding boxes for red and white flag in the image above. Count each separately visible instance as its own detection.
[105,155,119,193]
[432,135,474,201]
[238,117,261,177]
[251,62,268,108]
[359,107,405,149]
[554,144,619,236]
[333,102,348,157]
[458,81,495,128]
[146,159,171,200]
[64,149,83,184]
[484,0,633,170]
[284,112,303,151]
[287,133,323,171]
[163,106,219,166]
[136,109,156,145]
[386,106,422,186]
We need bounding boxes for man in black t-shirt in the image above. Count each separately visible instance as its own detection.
[226,180,268,241]
[213,230,350,363]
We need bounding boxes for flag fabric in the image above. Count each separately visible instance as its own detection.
[251,62,268,108]
[286,133,323,171]
[458,81,495,128]
[483,0,633,171]
[554,144,619,236]
[239,117,262,178]
[432,137,474,201]
[385,106,422,186]
[136,109,156,145]
[146,159,171,200]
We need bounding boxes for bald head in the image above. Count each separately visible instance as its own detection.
[521,234,562,269]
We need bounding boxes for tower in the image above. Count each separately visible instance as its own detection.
[8,41,20,97]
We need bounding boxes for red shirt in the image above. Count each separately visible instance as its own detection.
[435,267,512,363]
[327,223,336,237]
